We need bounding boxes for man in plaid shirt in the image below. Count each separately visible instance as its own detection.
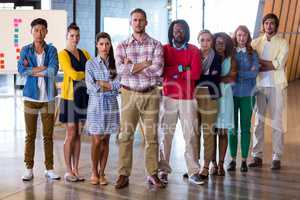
[114,8,165,189]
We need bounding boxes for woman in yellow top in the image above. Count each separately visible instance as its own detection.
[58,23,91,182]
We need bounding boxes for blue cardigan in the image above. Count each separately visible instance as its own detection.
[232,50,259,97]
[17,43,58,101]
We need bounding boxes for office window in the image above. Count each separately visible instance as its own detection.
[103,17,130,49]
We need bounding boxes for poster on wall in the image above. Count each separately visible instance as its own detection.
[0,10,67,74]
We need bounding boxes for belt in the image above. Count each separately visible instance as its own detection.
[122,85,156,93]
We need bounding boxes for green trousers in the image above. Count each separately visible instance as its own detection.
[228,96,255,159]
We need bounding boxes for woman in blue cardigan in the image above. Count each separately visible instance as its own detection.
[227,25,259,172]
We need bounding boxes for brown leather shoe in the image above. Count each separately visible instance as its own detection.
[147,174,165,188]
[115,175,129,189]
[248,157,263,168]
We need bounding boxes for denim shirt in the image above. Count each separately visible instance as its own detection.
[17,43,59,101]
[232,50,259,97]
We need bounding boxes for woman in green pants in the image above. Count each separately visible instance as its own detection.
[227,25,259,172]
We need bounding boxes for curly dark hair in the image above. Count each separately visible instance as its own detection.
[213,32,234,58]
[168,19,190,45]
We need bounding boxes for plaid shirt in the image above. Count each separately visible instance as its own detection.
[115,33,164,90]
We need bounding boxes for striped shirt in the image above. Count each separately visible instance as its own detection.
[115,33,164,90]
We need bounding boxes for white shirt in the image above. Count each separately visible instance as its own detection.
[23,51,49,102]
[236,47,247,53]
[257,41,275,87]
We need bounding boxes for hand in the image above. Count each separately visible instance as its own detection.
[172,74,179,79]
[32,73,45,77]
[212,70,218,75]
[97,80,112,91]
[32,66,47,73]
[131,60,152,74]
[142,60,152,68]
[124,58,132,65]
[23,59,29,67]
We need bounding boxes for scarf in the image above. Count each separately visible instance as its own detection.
[202,49,215,75]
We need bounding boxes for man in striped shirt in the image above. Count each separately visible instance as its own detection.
[114,8,164,189]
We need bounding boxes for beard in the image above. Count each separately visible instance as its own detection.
[265,28,276,35]
[174,37,185,44]
[134,27,145,34]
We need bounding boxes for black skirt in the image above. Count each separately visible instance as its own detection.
[59,81,89,123]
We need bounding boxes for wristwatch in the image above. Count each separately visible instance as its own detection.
[178,64,184,72]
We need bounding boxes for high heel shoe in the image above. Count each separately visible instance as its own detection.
[64,172,78,182]
[199,167,209,180]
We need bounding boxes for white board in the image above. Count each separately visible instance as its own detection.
[0,10,67,74]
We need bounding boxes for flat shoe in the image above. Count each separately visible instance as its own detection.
[64,173,78,182]
[99,176,108,185]
[90,176,99,185]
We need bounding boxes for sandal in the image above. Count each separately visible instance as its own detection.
[199,167,209,179]
[218,161,225,176]
[210,164,218,175]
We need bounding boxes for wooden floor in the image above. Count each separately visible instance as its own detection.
[0,79,300,200]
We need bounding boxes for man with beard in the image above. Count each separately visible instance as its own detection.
[158,19,203,185]
[114,8,165,189]
[249,13,289,170]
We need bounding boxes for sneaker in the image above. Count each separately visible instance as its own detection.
[271,160,281,170]
[22,169,33,181]
[158,172,168,184]
[45,170,61,180]
[227,160,236,171]
[188,174,205,185]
